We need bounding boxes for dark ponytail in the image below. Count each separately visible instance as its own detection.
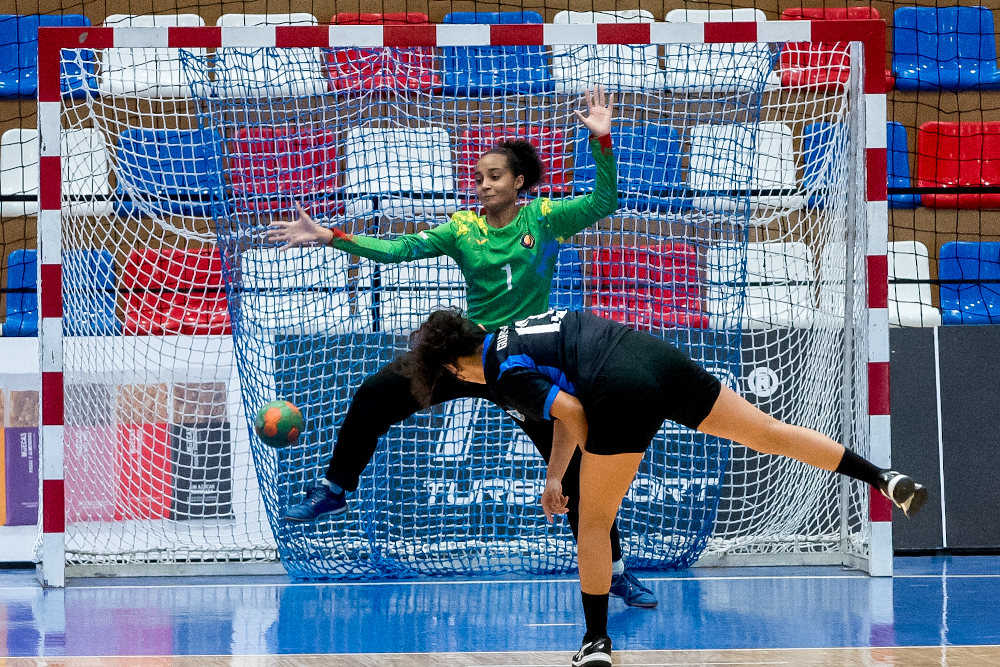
[400,309,488,408]
[486,138,545,194]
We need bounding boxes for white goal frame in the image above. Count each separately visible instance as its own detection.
[34,19,891,587]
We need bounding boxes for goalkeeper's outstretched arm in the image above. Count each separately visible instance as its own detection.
[267,203,455,264]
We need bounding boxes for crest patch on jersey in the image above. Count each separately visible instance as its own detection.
[520,233,535,249]
[505,408,525,422]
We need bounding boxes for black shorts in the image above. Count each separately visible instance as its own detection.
[581,329,723,456]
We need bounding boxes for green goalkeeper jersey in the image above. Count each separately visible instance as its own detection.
[329,136,617,330]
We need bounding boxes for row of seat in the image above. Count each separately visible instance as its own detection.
[7,240,996,336]
[0,118,916,220]
[0,8,884,99]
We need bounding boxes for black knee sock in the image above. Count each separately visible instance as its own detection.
[835,448,884,488]
[581,592,609,642]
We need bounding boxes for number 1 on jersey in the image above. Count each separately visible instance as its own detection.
[503,263,513,291]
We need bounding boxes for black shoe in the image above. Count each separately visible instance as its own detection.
[609,570,658,608]
[572,635,612,667]
[282,484,348,523]
[877,470,928,518]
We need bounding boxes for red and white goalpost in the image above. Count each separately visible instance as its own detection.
[34,19,890,587]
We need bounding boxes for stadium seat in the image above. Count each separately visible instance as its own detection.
[344,126,455,217]
[663,9,779,93]
[115,128,223,218]
[0,14,96,98]
[122,248,230,335]
[550,10,663,93]
[100,14,205,97]
[917,121,1000,209]
[229,127,342,214]
[572,123,685,213]
[378,256,466,333]
[893,6,1000,91]
[2,249,37,336]
[328,13,441,92]
[240,247,372,332]
[550,246,584,311]
[213,14,325,97]
[1,128,112,217]
[63,249,118,336]
[939,241,1000,324]
[441,12,551,95]
[592,244,708,331]
[802,121,918,210]
[779,8,895,91]
[708,242,816,329]
[888,122,920,209]
[456,127,570,199]
[889,241,941,327]
[689,122,804,215]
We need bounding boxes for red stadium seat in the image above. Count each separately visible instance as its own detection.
[779,8,895,92]
[592,244,708,330]
[230,127,338,212]
[917,121,1000,209]
[328,13,441,91]
[123,249,231,335]
[457,127,571,198]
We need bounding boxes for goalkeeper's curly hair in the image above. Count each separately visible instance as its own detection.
[401,309,488,408]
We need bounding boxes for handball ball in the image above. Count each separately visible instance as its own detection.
[254,400,304,448]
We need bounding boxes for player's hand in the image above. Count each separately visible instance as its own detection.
[268,203,337,249]
[541,478,569,523]
[574,84,614,138]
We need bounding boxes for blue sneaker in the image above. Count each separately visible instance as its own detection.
[282,484,347,523]
[610,570,658,608]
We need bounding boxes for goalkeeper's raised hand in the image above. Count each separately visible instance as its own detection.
[268,203,342,249]
[574,84,614,138]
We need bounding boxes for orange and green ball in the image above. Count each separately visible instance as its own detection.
[254,400,304,448]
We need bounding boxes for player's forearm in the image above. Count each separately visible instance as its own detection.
[326,227,430,264]
[547,392,589,483]
[551,136,618,240]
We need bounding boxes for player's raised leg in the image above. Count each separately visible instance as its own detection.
[697,386,927,518]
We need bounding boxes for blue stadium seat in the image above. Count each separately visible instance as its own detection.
[573,124,686,213]
[441,12,552,95]
[939,241,1000,324]
[802,122,918,209]
[63,249,118,336]
[893,7,1000,91]
[3,249,37,336]
[549,246,584,311]
[0,15,96,98]
[888,122,920,209]
[115,128,223,217]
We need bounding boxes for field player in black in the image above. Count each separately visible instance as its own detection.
[402,308,928,667]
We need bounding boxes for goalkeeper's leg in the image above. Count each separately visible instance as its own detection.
[520,420,657,609]
[283,354,494,523]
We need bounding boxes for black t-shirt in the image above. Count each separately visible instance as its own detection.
[482,310,631,422]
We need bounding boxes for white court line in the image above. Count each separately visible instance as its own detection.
[469,663,791,666]
[9,572,994,592]
[524,623,577,627]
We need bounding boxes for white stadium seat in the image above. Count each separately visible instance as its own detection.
[213,14,326,97]
[1,128,112,217]
[240,247,373,332]
[344,127,456,217]
[689,122,805,216]
[663,9,779,93]
[378,256,467,334]
[889,241,942,327]
[708,241,816,329]
[550,10,664,93]
[100,14,205,97]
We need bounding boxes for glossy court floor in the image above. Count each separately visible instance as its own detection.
[2,557,999,665]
